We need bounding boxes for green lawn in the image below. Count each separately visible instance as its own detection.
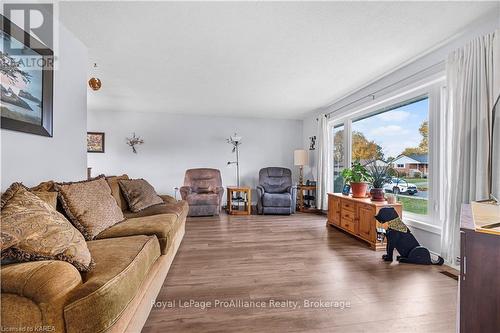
[398,196,428,215]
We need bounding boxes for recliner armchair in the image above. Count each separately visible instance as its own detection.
[256,167,296,215]
[180,168,224,216]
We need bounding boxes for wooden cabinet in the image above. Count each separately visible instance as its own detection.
[459,204,500,332]
[327,193,402,250]
[358,204,375,242]
[327,195,341,226]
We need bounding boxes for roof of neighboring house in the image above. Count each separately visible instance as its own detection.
[391,153,428,165]
[360,159,388,166]
[407,154,428,163]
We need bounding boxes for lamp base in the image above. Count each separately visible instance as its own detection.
[299,166,304,186]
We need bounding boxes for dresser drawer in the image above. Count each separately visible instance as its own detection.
[341,200,355,212]
[341,218,357,234]
[341,209,355,221]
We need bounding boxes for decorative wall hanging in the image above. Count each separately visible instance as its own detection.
[87,132,105,153]
[309,136,316,150]
[0,15,54,137]
[126,132,144,153]
[88,63,102,91]
[226,133,243,187]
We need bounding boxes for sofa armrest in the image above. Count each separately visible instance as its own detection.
[1,261,82,332]
[159,194,177,204]
[2,260,82,303]
[179,186,192,199]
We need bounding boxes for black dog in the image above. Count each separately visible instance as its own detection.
[375,207,444,265]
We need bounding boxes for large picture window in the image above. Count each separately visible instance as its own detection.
[329,81,443,229]
[351,97,429,216]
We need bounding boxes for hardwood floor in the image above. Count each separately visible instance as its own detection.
[143,213,458,333]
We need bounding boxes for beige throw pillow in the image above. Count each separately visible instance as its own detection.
[106,174,130,211]
[56,177,124,240]
[118,179,163,212]
[1,183,93,272]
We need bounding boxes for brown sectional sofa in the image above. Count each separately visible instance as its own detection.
[1,176,189,333]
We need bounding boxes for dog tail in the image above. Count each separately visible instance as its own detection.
[432,256,445,265]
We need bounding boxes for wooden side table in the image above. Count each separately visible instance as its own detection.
[227,186,251,215]
[297,185,319,213]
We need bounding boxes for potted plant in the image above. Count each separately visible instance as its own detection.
[341,161,371,198]
[367,162,392,202]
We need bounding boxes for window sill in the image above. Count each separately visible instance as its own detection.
[403,216,442,235]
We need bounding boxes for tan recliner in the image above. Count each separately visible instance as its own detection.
[180,168,224,216]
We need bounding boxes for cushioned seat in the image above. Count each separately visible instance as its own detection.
[123,200,188,219]
[96,214,181,254]
[64,235,160,333]
[186,193,219,206]
[262,192,292,207]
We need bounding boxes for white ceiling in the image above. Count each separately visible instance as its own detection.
[60,1,498,119]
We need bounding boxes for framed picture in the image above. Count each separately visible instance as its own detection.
[342,184,351,196]
[1,15,54,137]
[87,132,105,153]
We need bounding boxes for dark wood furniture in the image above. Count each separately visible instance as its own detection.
[459,203,500,333]
[227,186,251,215]
[327,193,402,250]
[296,185,319,213]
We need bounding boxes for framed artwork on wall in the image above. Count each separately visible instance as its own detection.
[87,132,105,153]
[0,15,54,137]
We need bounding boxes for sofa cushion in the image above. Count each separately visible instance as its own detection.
[123,199,188,219]
[105,174,129,211]
[96,214,180,254]
[262,192,292,207]
[55,177,124,240]
[118,179,163,212]
[64,235,160,333]
[1,183,93,272]
[186,193,218,206]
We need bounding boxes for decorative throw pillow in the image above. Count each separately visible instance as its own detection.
[118,179,163,212]
[33,191,58,210]
[0,183,93,272]
[56,176,124,240]
[106,174,129,211]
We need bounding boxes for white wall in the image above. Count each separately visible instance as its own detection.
[87,111,303,202]
[1,24,88,190]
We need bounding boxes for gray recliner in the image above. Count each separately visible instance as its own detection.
[256,167,296,215]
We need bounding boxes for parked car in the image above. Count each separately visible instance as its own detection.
[383,177,418,195]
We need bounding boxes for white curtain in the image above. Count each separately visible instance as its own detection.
[440,30,499,264]
[316,114,331,210]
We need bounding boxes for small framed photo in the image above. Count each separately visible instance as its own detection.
[342,184,351,196]
[87,132,105,153]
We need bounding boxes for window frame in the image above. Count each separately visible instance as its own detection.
[327,77,444,233]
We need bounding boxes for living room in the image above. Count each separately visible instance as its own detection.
[1,1,499,333]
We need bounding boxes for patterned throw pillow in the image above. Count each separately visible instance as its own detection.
[106,174,130,211]
[0,183,93,272]
[118,179,163,212]
[56,176,124,240]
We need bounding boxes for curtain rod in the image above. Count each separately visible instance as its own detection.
[316,60,445,121]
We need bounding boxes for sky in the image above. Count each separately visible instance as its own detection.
[1,31,43,99]
[351,98,429,159]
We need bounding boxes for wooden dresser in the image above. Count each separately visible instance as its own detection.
[327,193,402,250]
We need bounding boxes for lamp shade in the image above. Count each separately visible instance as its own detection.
[294,149,308,166]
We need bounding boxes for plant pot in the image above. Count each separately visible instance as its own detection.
[351,182,368,198]
[370,188,385,202]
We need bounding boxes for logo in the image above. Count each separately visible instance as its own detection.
[3,3,53,52]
